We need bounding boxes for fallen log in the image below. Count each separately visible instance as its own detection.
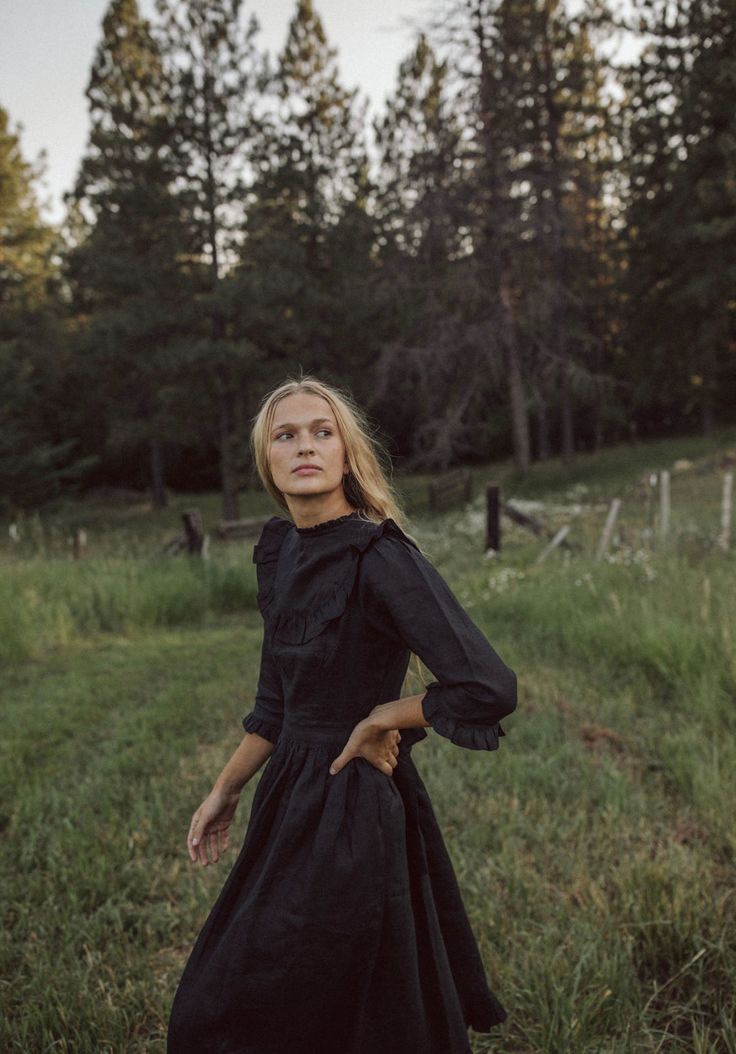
[503,501,576,551]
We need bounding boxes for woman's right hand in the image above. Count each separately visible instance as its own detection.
[187,786,241,867]
[328,720,401,778]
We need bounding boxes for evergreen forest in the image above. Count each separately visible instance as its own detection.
[1,0,734,517]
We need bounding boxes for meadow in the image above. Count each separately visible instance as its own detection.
[1,430,735,1053]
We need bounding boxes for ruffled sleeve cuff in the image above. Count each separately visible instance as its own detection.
[421,681,506,751]
[242,710,281,745]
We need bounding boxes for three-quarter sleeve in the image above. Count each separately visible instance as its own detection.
[242,632,284,745]
[361,531,517,750]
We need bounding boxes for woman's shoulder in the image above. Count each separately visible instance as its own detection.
[252,515,293,565]
[355,518,430,595]
[348,516,421,556]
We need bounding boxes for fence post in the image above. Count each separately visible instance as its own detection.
[182,510,205,556]
[536,525,570,564]
[486,484,500,553]
[719,472,733,552]
[72,526,87,559]
[659,470,670,544]
[644,476,652,530]
[596,498,621,561]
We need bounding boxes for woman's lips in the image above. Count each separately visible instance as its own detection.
[293,466,321,474]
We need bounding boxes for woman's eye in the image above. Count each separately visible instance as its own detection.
[275,429,332,440]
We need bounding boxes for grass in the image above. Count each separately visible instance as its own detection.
[1,428,735,1051]
[1,623,264,1052]
[0,553,258,666]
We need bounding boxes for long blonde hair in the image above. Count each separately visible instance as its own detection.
[250,371,427,688]
[249,372,422,542]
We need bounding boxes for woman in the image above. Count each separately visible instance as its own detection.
[167,375,518,1054]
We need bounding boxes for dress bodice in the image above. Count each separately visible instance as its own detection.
[244,512,517,753]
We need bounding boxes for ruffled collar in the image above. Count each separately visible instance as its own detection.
[252,514,419,646]
[294,510,364,535]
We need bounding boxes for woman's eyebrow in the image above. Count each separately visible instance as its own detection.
[272,417,333,432]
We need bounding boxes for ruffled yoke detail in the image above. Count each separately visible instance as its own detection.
[253,513,417,647]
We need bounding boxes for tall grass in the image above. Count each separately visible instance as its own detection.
[0,555,257,665]
[473,554,736,713]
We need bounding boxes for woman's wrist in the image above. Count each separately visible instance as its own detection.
[369,693,430,732]
[213,777,244,797]
[367,703,394,732]
[211,732,274,798]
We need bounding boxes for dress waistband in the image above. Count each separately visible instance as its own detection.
[276,724,427,755]
[277,726,353,753]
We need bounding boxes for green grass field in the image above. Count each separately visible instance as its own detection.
[2,431,735,1052]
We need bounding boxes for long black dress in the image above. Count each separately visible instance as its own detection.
[167,511,518,1054]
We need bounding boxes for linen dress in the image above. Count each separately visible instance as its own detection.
[167,510,518,1054]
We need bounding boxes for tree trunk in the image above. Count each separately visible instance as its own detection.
[500,276,530,474]
[700,319,719,436]
[219,386,240,521]
[537,396,550,461]
[150,435,167,508]
[702,388,714,436]
[560,365,575,463]
[592,396,604,451]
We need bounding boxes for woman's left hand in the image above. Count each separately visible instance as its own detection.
[329,716,401,777]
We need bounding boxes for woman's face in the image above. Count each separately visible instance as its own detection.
[268,392,350,510]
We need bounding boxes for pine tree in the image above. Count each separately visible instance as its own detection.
[370,34,486,469]
[155,0,266,517]
[497,0,614,461]
[374,33,466,269]
[444,0,533,472]
[620,0,736,435]
[0,107,55,311]
[258,0,367,245]
[0,106,85,511]
[65,0,188,506]
[435,0,616,466]
[237,0,371,381]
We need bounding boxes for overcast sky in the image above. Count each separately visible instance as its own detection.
[0,0,434,225]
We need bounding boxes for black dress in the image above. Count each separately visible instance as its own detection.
[167,511,518,1054]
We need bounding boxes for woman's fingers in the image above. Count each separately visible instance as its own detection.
[329,748,356,775]
[194,837,206,866]
[383,752,399,776]
[191,815,212,866]
[188,811,199,842]
[187,803,233,866]
[331,723,403,779]
[188,812,201,860]
[207,831,219,864]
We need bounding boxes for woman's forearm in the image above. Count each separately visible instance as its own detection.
[213,732,275,795]
[368,693,431,733]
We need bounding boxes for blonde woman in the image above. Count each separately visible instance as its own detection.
[167,375,518,1053]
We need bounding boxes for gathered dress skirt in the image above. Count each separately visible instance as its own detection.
[166,724,507,1054]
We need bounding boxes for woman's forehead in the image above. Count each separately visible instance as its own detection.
[273,393,336,429]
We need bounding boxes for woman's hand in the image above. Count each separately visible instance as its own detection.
[328,718,401,778]
[187,786,241,867]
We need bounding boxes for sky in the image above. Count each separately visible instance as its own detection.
[0,0,434,225]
